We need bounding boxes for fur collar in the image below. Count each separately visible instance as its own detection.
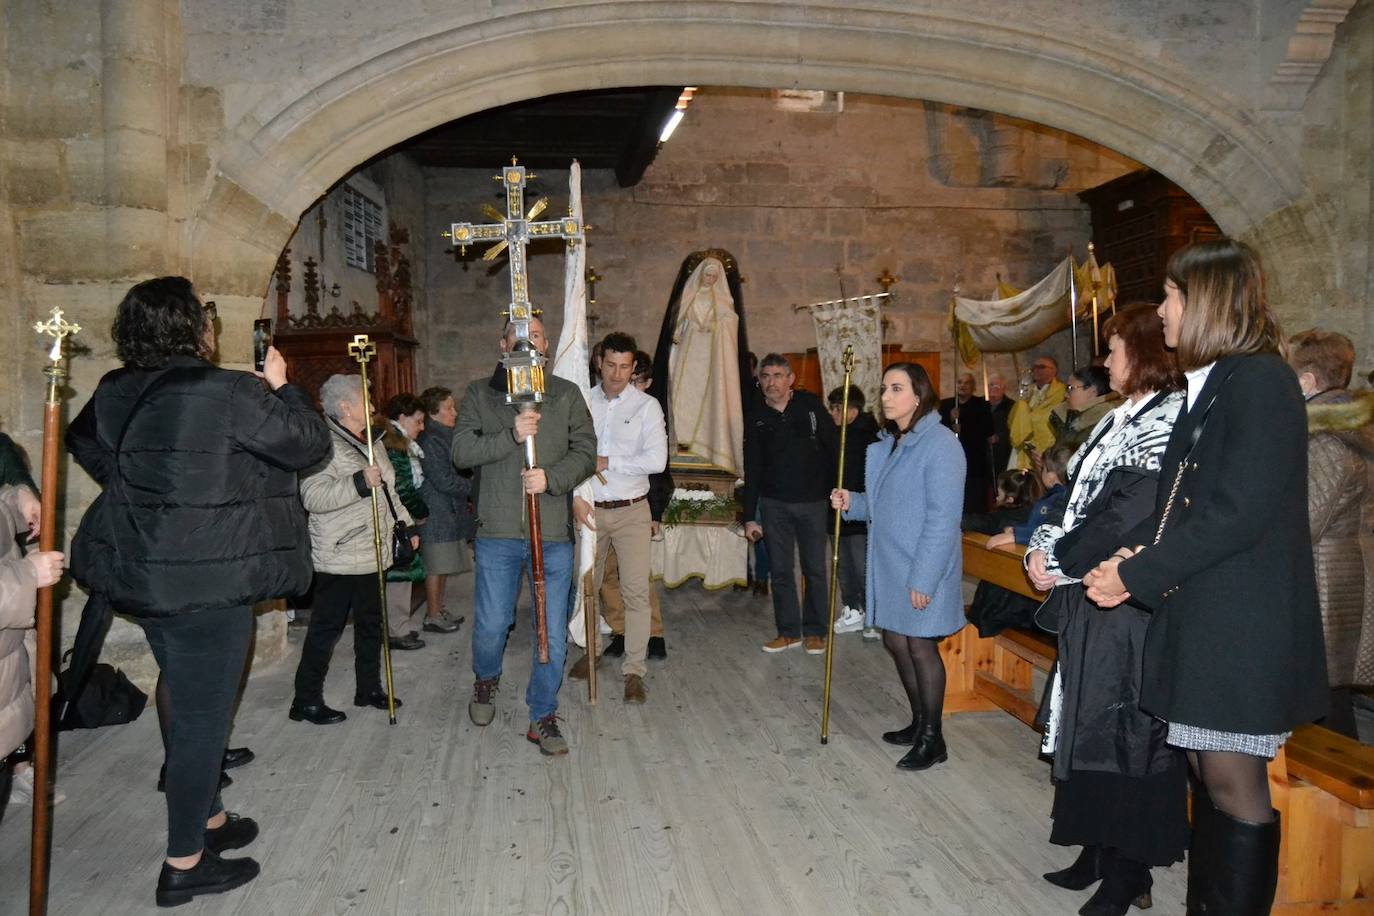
[1307,390,1374,434]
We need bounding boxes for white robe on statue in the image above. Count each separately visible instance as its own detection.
[668,257,744,476]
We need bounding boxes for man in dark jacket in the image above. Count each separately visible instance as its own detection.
[453,318,597,756]
[988,375,1015,473]
[743,354,838,655]
[827,385,880,635]
[939,372,994,513]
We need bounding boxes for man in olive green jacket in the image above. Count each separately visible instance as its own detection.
[453,319,596,755]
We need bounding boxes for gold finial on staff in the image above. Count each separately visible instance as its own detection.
[821,344,856,745]
[33,308,81,402]
[347,334,399,724]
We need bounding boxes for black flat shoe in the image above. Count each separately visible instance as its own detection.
[204,813,258,854]
[389,633,426,650]
[158,767,232,794]
[288,702,346,725]
[222,747,254,771]
[1045,845,1104,890]
[156,849,259,908]
[604,634,625,657]
[647,636,667,660]
[882,719,922,746]
[353,691,403,710]
[895,724,947,771]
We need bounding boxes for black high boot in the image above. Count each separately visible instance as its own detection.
[882,716,922,746]
[1186,787,1215,915]
[895,722,947,770]
[1200,808,1280,916]
[1043,845,1104,890]
[1079,850,1152,916]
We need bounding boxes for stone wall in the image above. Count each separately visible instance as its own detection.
[416,91,1135,395]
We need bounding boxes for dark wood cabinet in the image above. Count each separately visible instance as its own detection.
[1078,169,1221,306]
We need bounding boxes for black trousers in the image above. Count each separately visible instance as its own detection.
[138,606,252,857]
[293,572,383,705]
[760,497,830,638]
[837,532,867,611]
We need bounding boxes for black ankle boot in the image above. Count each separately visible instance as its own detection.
[1079,852,1152,916]
[895,723,947,770]
[155,849,260,907]
[882,718,922,746]
[1199,808,1279,916]
[1044,845,1103,890]
[1186,788,1215,914]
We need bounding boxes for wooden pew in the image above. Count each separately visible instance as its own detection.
[953,532,1374,914]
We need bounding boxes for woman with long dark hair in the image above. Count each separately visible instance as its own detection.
[1086,239,1328,914]
[68,277,328,906]
[831,363,965,770]
[1025,304,1188,915]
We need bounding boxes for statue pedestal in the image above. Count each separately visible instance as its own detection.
[651,522,748,590]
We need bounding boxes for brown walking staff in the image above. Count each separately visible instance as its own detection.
[30,308,80,915]
[582,571,598,704]
[348,334,398,724]
[820,344,855,745]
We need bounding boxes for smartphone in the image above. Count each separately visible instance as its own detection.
[253,318,273,371]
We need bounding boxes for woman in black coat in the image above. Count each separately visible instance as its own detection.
[1025,305,1187,915]
[1086,240,1328,915]
[68,277,329,908]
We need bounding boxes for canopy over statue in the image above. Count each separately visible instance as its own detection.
[649,249,752,478]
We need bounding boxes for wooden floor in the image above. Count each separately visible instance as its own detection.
[1,582,1186,915]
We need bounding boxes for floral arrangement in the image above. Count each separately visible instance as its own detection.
[662,486,739,527]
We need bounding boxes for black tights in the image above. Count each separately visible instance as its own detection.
[883,631,946,726]
[1189,750,1273,823]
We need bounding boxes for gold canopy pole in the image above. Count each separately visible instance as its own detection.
[30,308,80,916]
[820,344,856,745]
[348,334,397,725]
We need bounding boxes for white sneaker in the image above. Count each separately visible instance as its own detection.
[8,767,65,806]
[833,606,865,634]
[862,627,881,640]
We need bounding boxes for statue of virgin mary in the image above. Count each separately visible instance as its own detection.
[649,250,752,477]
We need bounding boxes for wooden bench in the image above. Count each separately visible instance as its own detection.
[952,532,1374,914]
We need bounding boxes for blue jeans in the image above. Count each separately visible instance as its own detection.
[472,537,574,720]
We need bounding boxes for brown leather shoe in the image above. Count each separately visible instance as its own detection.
[624,674,647,704]
[803,635,827,655]
[568,652,598,681]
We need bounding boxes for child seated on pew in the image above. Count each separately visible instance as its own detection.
[986,445,1072,550]
[961,468,1042,536]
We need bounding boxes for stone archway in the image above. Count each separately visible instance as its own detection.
[188,3,1336,314]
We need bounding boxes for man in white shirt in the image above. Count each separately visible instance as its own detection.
[571,332,668,703]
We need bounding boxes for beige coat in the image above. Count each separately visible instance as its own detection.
[1306,390,1374,686]
[0,486,38,758]
[301,417,412,576]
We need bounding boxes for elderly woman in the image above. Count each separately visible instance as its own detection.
[1,485,63,820]
[1050,364,1120,454]
[291,374,413,725]
[382,393,430,651]
[416,386,475,633]
[1025,304,1187,916]
[830,363,965,771]
[1086,240,1328,914]
[67,276,329,907]
[1288,329,1374,735]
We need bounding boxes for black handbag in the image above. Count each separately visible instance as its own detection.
[381,483,416,567]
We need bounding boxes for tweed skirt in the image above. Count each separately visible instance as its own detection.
[420,538,473,577]
[1166,722,1290,759]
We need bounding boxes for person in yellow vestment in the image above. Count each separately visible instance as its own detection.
[1006,355,1066,469]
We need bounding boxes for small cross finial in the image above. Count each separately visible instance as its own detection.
[348,334,377,364]
[33,307,81,363]
[841,344,855,372]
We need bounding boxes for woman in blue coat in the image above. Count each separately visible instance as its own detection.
[831,363,966,770]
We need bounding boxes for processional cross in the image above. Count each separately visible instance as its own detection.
[442,157,584,663]
[33,308,81,396]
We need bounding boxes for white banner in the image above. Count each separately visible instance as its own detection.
[551,160,598,648]
[811,296,883,416]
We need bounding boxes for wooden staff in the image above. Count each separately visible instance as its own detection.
[582,571,597,704]
[820,344,855,745]
[522,422,550,664]
[347,335,398,724]
[30,308,80,916]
